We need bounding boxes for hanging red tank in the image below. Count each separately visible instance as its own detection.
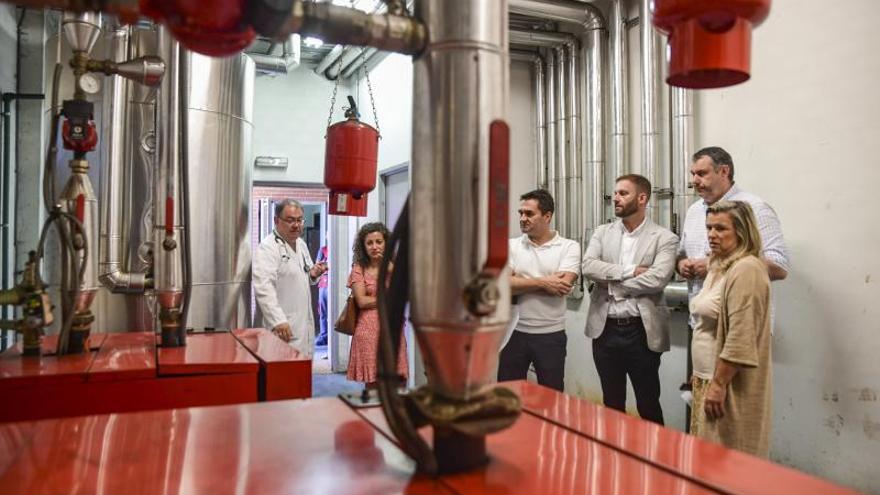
[653,0,771,89]
[324,97,379,217]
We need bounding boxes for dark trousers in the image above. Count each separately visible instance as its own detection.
[498,330,567,392]
[592,318,664,425]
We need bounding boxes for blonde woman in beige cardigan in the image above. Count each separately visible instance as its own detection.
[689,200,772,457]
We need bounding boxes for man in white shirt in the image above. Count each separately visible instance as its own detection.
[678,146,790,298]
[583,175,678,424]
[500,189,580,392]
[253,199,328,356]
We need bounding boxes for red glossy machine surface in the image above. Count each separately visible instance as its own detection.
[0,380,858,494]
[157,332,259,376]
[232,328,312,400]
[0,331,304,422]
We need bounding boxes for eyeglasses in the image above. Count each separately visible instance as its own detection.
[278,216,305,225]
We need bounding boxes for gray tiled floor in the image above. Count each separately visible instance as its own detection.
[312,344,364,398]
[313,372,364,398]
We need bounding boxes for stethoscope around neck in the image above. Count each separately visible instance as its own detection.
[273,229,309,272]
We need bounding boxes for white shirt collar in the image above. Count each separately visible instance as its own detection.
[618,217,648,236]
[521,231,563,248]
[703,183,741,208]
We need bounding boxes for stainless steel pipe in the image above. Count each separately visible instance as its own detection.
[99,26,148,293]
[411,0,510,401]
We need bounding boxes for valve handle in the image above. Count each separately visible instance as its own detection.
[483,119,509,275]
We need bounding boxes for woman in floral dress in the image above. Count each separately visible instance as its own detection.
[347,222,408,386]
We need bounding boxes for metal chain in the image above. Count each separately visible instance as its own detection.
[362,48,381,138]
[324,48,346,136]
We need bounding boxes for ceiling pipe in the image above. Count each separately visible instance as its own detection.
[249,34,301,75]
[314,44,344,76]
[340,47,378,79]
[313,0,415,80]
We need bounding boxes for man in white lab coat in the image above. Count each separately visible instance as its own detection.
[253,199,327,357]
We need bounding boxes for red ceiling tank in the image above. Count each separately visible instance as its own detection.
[324,97,379,217]
[653,0,771,89]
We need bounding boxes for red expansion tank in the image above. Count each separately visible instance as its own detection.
[653,0,771,89]
[324,110,379,217]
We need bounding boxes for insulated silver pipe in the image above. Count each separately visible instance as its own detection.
[544,47,557,204]
[554,44,567,237]
[509,0,603,30]
[671,87,694,235]
[640,0,666,227]
[341,47,378,79]
[411,0,510,401]
[314,44,344,77]
[565,39,581,244]
[534,53,546,191]
[154,27,184,320]
[509,0,606,235]
[99,26,148,293]
[584,25,606,232]
[510,50,546,190]
[609,0,628,192]
[325,45,370,79]
[250,34,301,74]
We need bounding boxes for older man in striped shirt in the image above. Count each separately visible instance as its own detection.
[677,146,790,324]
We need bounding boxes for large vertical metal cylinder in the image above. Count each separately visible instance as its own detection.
[411,0,510,401]
[154,27,254,339]
[184,50,254,330]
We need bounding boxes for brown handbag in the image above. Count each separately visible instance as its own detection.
[334,294,358,336]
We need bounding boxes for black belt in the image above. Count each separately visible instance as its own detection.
[606,316,642,326]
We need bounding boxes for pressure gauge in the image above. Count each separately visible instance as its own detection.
[78,74,101,95]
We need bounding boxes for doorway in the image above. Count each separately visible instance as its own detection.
[251,184,328,360]
[379,164,426,388]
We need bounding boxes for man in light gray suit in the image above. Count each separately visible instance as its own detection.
[583,174,678,425]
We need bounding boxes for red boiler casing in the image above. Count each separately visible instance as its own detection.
[324,117,379,217]
[653,0,771,89]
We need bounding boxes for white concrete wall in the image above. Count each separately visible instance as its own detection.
[251,66,355,184]
[692,1,880,491]
[356,53,413,224]
[573,1,880,492]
